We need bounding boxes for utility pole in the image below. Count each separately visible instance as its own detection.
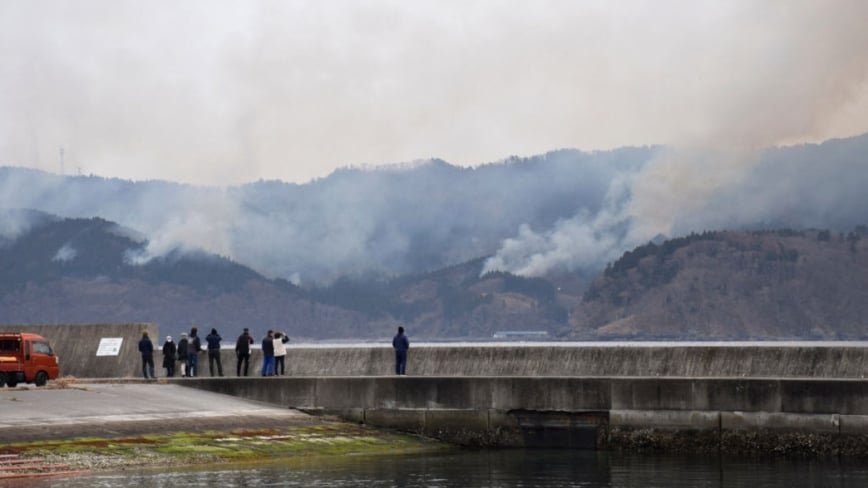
[59,147,65,176]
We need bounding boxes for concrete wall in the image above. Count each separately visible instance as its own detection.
[181,376,868,453]
[237,343,868,378]
[0,324,158,379]
[4,335,867,380]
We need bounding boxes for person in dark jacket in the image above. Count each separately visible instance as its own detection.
[260,330,275,377]
[187,327,202,377]
[205,328,224,377]
[392,326,409,375]
[235,328,253,376]
[138,330,156,380]
[177,333,189,377]
[162,335,177,377]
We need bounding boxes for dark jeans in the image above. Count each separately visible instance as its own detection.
[142,354,155,379]
[395,350,407,375]
[208,349,223,377]
[275,355,285,375]
[236,352,250,376]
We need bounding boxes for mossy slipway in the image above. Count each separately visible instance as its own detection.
[0,381,451,475]
[0,425,450,474]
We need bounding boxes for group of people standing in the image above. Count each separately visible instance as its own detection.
[139,325,411,379]
[138,327,209,379]
[138,327,293,379]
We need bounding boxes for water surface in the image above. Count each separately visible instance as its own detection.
[9,449,868,487]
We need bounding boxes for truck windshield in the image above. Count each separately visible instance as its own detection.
[33,341,53,355]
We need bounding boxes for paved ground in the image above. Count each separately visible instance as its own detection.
[0,382,316,443]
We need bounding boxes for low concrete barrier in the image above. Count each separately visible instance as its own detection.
[181,376,868,454]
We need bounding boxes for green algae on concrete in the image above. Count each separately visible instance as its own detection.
[0,422,452,472]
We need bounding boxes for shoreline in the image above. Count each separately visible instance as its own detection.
[1,422,453,477]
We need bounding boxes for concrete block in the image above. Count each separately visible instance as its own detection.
[364,408,425,432]
[611,378,709,410]
[706,379,780,412]
[491,377,610,410]
[721,411,840,433]
[488,409,521,430]
[423,409,489,437]
[314,377,375,409]
[838,415,868,434]
[392,377,492,409]
[780,380,868,415]
[610,409,720,430]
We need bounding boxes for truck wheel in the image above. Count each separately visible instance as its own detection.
[6,377,17,388]
[0,372,5,387]
[35,371,49,387]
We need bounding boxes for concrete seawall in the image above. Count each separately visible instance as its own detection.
[4,332,867,380]
[182,376,868,454]
[223,342,868,378]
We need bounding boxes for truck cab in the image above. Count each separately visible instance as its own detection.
[0,333,60,387]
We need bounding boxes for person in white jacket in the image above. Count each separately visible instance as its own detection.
[273,332,290,376]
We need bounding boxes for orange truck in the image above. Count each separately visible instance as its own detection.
[0,333,60,387]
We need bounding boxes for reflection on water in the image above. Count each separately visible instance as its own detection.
[9,449,868,487]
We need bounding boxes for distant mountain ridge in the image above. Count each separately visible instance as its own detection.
[2,212,868,341]
[3,134,868,340]
[3,134,868,286]
[0,213,570,340]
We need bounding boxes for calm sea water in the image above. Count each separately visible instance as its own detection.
[9,449,868,488]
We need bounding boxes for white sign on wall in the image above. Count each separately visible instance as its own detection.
[96,337,124,356]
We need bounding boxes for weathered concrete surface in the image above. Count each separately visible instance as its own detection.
[181,376,868,415]
[181,376,868,452]
[252,342,868,378]
[0,382,312,442]
[3,332,868,380]
[0,324,158,379]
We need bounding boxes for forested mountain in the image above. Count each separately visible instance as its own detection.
[574,228,868,340]
[2,212,868,341]
[0,213,571,340]
[3,133,867,287]
[3,134,868,340]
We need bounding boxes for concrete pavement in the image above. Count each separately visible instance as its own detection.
[0,382,314,443]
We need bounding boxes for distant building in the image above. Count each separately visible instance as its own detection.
[492,330,549,339]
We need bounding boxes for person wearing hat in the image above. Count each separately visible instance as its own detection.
[235,327,253,376]
[177,332,189,377]
[162,335,177,377]
[138,330,156,380]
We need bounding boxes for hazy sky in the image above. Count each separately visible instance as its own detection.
[2,0,867,186]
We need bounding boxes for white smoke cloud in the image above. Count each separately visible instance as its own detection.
[484,1,868,277]
[52,243,77,262]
